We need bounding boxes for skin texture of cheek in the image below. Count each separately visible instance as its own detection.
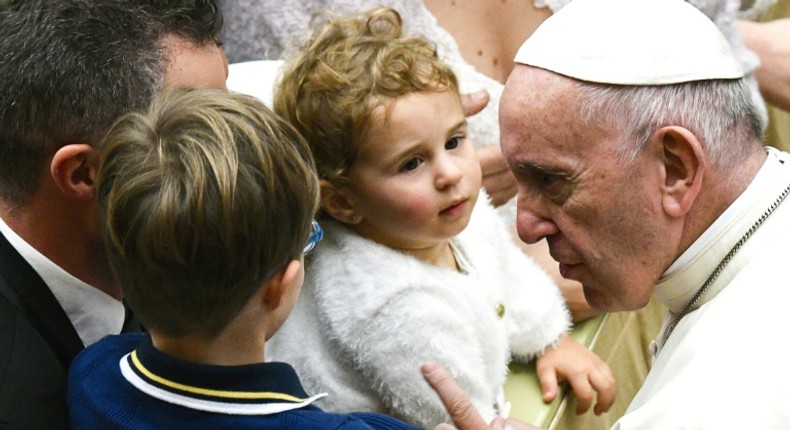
[584,207,664,311]
[559,172,664,311]
[351,180,444,247]
[382,192,436,226]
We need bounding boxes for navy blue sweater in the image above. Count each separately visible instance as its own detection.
[68,333,422,430]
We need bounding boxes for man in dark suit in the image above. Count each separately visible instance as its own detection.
[0,1,228,428]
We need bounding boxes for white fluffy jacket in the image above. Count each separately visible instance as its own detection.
[267,196,570,428]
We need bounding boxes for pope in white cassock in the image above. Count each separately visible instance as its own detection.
[475,0,790,428]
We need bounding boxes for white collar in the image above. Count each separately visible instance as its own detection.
[0,217,124,346]
[656,147,790,312]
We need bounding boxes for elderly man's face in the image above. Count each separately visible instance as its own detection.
[500,66,671,312]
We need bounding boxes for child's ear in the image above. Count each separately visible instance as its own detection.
[50,143,98,201]
[262,259,303,310]
[320,179,362,224]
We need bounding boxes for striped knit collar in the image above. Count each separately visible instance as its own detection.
[120,335,327,415]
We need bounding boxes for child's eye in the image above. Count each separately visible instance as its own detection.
[400,157,423,172]
[445,136,463,150]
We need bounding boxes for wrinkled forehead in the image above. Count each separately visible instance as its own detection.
[500,66,617,166]
[502,66,577,113]
[500,66,579,145]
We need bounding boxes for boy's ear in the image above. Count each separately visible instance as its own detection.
[262,259,303,310]
[50,143,98,201]
[319,179,362,224]
[653,126,705,218]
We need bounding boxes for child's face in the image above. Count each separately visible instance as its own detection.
[343,90,482,250]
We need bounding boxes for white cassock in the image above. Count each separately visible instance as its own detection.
[615,147,790,429]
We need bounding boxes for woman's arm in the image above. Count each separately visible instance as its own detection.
[739,19,790,111]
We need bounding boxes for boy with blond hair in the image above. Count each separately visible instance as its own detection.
[67,88,420,430]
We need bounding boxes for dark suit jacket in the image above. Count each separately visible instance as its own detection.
[0,232,82,430]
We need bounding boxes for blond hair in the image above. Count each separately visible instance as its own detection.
[274,7,459,187]
[98,88,318,337]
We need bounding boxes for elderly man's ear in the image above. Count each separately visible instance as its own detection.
[652,126,705,218]
[50,144,98,201]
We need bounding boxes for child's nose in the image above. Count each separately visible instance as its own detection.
[433,157,463,189]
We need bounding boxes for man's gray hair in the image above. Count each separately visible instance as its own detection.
[576,78,763,170]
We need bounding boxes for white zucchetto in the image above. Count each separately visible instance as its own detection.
[514,0,744,85]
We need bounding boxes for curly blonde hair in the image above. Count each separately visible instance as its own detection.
[274,7,459,186]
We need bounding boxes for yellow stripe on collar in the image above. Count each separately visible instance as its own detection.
[130,351,308,402]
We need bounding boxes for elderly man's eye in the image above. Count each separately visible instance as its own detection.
[515,163,573,203]
[541,173,558,186]
[533,171,571,203]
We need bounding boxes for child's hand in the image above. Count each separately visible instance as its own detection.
[535,335,616,415]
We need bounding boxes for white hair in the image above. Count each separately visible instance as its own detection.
[576,78,763,171]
